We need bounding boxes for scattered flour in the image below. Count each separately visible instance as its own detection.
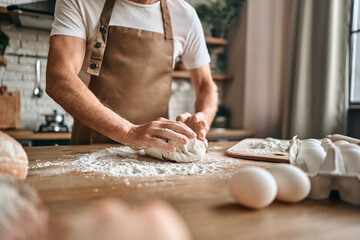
[245,138,296,154]
[210,146,223,151]
[30,146,238,178]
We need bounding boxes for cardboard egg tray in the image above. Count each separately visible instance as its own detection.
[289,137,360,206]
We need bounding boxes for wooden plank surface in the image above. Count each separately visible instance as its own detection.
[226,138,290,163]
[24,142,360,240]
[5,130,71,140]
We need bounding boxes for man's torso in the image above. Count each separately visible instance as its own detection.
[51,0,210,84]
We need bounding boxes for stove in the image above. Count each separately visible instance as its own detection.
[37,122,69,133]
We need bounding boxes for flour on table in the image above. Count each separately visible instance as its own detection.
[245,138,298,154]
[210,146,223,151]
[30,146,238,178]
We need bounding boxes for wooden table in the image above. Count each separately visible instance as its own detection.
[24,142,360,240]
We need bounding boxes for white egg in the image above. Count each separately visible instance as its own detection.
[229,167,277,209]
[298,140,321,152]
[334,141,350,147]
[340,148,360,174]
[298,145,323,153]
[337,143,360,151]
[267,164,311,203]
[297,147,326,173]
[303,139,320,144]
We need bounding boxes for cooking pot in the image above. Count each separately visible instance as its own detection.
[44,110,64,124]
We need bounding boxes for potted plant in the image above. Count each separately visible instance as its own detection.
[195,0,245,38]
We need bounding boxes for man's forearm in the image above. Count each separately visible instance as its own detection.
[46,71,132,143]
[46,36,133,144]
[189,64,218,130]
[194,81,218,128]
[47,35,199,150]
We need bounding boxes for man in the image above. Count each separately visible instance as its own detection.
[46,0,218,152]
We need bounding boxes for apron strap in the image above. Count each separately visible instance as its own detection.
[87,0,116,76]
[160,0,173,40]
[87,0,173,76]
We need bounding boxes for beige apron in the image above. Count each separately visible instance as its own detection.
[71,0,174,145]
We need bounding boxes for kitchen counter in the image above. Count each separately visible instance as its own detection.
[5,130,71,140]
[4,130,71,146]
[5,129,255,146]
[25,142,360,240]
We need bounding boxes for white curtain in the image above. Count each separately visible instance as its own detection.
[282,0,350,139]
[226,0,351,139]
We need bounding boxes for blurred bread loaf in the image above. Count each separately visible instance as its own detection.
[0,174,49,240]
[0,131,28,179]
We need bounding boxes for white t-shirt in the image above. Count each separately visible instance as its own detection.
[51,0,211,75]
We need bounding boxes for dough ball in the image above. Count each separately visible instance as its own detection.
[229,167,277,209]
[145,138,206,163]
[0,131,29,180]
[0,174,49,240]
[268,164,311,203]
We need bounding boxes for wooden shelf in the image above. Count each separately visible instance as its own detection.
[205,37,228,45]
[173,71,231,81]
[0,6,10,20]
[0,6,9,15]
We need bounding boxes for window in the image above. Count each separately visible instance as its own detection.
[350,0,360,104]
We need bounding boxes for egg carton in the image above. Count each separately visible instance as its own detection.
[289,137,360,206]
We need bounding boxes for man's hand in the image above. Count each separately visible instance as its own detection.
[125,117,196,152]
[176,112,209,148]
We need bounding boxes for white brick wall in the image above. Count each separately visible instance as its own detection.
[1,23,74,130]
[169,80,196,120]
[0,0,217,131]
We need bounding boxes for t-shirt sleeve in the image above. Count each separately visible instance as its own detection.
[181,11,211,70]
[50,0,87,39]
